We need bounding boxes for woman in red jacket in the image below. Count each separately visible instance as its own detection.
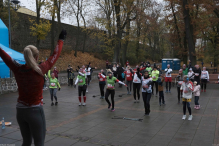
[124,66,133,94]
[0,30,67,146]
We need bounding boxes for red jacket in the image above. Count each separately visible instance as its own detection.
[126,62,129,66]
[124,71,133,81]
[0,40,63,106]
[53,70,59,78]
[98,73,106,82]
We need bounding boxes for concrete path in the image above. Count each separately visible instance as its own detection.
[0,80,219,146]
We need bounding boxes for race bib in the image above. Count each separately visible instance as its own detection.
[195,73,199,76]
[127,75,130,77]
[51,83,55,87]
[107,84,114,89]
[79,79,83,83]
[178,81,183,85]
[100,78,103,81]
[152,76,156,79]
[134,79,138,82]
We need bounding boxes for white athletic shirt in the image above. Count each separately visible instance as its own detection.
[85,67,91,76]
[141,77,152,93]
[201,70,209,80]
[133,73,141,83]
[188,71,194,79]
[165,68,172,77]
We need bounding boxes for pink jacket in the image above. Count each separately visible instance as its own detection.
[193,85,200,96]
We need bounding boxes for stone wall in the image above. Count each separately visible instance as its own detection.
[7,12,104,53]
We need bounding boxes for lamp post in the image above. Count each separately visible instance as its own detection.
[8,0,20,48]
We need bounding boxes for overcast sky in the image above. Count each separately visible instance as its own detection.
[11,0,165,26]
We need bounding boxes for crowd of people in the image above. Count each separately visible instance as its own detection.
[0,29,217,146]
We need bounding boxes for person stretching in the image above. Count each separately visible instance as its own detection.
[164,64,172,93]
[98,69,106,99]
[201,67,209,92]
[75,68,87,106]
[48,70,61,106]
[124,66,133,95]
[157,74,165,106]
[133,67,142,103]
[141,71,153,115]
[151,66,159,96]
[181,75,194,121]
[0,30,67,146]
[100,71,127,111]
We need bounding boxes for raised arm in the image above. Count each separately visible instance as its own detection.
[48,70,51,78]
[40,30,67,74]
[57,81,61,88]
[101,73,106,79]
[79,72,85,76]
[0,46,19,72]
[75,77,79,85]
[116,79,126,86]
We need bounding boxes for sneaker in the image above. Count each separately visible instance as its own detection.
[51,102,54,106]
[197,105,200,110]
[201,90,203,92]
[100,96,102,99]
[159,103,161,106]
[127,92,129,95]
[156,94,158,97]
[188,115,193,121]
[111,108,115,112]
[108,104,111,109]
[169,91,171,93]
[78,103,82,106]
[86,89,88,92]
[165,90,168,93]
[194,105,197,109]
[129,92,132,95]
[204,90,206,92]
[144,113,149,116]
[137,100,140,103]
[163,102,165,105]
[134,100,137,103]
[55,102,58,106]
[178,101,180,104]
[182,115,186,120]
[102,96,105,99]
[83,103,86,106]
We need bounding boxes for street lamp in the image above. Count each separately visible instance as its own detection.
[8,0,20,48]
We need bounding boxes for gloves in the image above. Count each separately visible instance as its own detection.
[59,30,67,40]
[58,88,61,91]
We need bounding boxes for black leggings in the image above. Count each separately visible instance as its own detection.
[152,81,158,94]
[183,101,191,115]
[69,79,73,86]
[142,92,151,114]
[16,106,46,146]
[201,79,207,90]
[105,89,115,109]
[99,84,105,96]
[177,87,182,102]
[126,80,132,92]
[166,82,171,91]
[133,83,141,100]
[159,91,165,104]
[87,75,91,85]
[78,85,87,96]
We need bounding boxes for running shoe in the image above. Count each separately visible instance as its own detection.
[137,100,140,103]
[127,91,129,95]
[155,94,158,97]
[129,92,132,95]
[169,91,171,93]
[83,103,86,106]
[108,104,111,109]
[201,90,203,92]
[111,108,115,112]
[51,102,54,106]
[159,103,161,106]
[188,115,193,121]
[55,102,58,106]
[204,90,206,92]
[86,89,88,92]
[182,115,186,120]
[78,103,82,106]
[165,90,168,93]
[134,100,137,103]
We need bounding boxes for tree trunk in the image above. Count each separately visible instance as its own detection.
[183,31,188,64]
[113,0,121,63]
[183,0,196,66]
[36,0,40,49]
[122,20,130,66]
[136,22,140,60]
[56,0,61,35]
[50,1,55,55]
[74,0,80,57]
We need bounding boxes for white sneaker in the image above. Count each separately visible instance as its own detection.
[134,100,137,103]
[78,103,82,106]
[182,115,186,120]
[86,89,88,92]
[83,103,86,106]
[188,115,193,121]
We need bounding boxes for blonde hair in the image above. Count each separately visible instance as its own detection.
[23,45,43,76]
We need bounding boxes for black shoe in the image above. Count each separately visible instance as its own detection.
[163,102,165,105]
[51,102,54,106]
[159,103,161,106]
[55,102,58,105]
[108,104,111,109]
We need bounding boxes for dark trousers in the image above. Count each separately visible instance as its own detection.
[87,75,91,85]
[50,88,57,102]
[105,89,115,109]
[201,79,207,90]
[177,87,182,102]
[159,91,165,104]
[194,96,199,105]
[194,78,200,85]
[78,85,87,96]
[152,81,158,95]
[166,82,171,91]
[99,84,105,96]
[133,83,141,100]
[142,92,151,114]
[183,101,191,115]
[69,79,73,86]
[126,80,132,92]
[16,106,46,146]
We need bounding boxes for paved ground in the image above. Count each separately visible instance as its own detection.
[0,80,219,146]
